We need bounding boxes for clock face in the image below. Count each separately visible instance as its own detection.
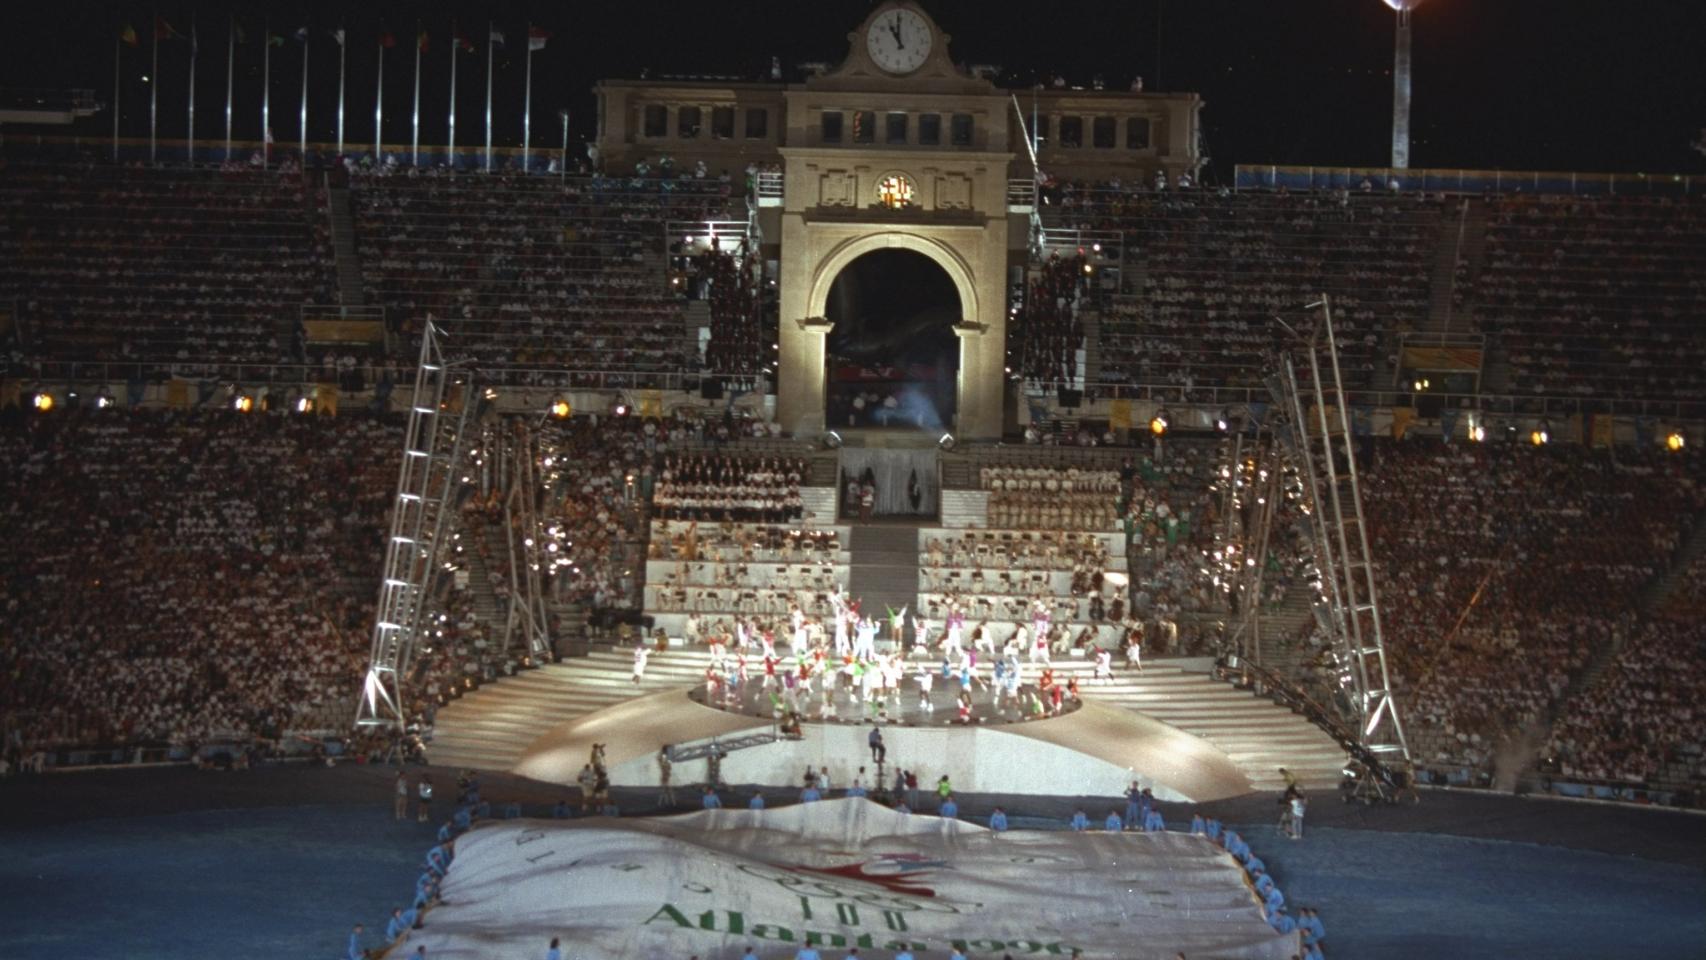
[866,8,933,75]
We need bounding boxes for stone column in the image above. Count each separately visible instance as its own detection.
[953,320,1005,440]
[778,315,832,437]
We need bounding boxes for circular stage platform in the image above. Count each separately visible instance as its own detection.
[686,669,1084,726]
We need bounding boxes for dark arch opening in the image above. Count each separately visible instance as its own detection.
[824,248,961,431]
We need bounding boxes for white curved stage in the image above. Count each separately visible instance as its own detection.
[512,689,1253,803]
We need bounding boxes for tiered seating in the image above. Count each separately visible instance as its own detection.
[0,160,335,364]
[535,415,657,613]
[641,520,851,635]
[1042,186,1441,390]
[1358,440,1700,773]
[0,409,395,752]
[699,247,772,377]
[1123,441,1228,626]
[349,170,737,380]
[1473,195,1706,400]
[1010,252,1086,383]
[916,528,1127,647]
[653,452,805,523]
[981,464,1122,531]
[1547,620,1706,786]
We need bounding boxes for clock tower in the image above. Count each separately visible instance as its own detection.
[773,2,1016,439]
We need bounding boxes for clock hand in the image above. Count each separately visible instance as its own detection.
[891,15,904,48]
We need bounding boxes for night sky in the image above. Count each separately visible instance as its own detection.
[4,1,1703,179]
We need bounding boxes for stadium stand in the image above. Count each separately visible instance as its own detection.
[0,160,336,367]
[347,169,740,384]
[1470,195,1706,400]
[0,409,393,752]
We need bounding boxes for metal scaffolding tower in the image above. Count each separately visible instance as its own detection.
[1265,295,1411,765]
[356,322,475,729]
[1219,428,1284,669]
[501,423,554,662]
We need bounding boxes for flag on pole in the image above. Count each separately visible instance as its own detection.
[234,22,247,44]
[379,31,397,49]
[489,28,506,47]
[331,28,346,46]
[527,26,551,51]
[121,24,140,47]
[155,17,184,41]
[267,32,285,47]
[293,27,309,43]
[417,27,430,53]
[454,25,475,53]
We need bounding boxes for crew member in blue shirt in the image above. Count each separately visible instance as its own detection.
[749,790,766,810]
[1205,818,1223,842]
[939,795,958,819]
[988,806,1008,831]
[1104,810,1123,831]
[801,784,822,803]
[1143,807,1165,832]
[546,937,563,960]
[346,924,365,960]
[1268,905,1297,935]
[1124,782,1143,828]
[702,786,723,809]
[795,945,823,960]
[1301,907,1326,946]
[1069,808,1090,831]
[1189,812,1206,835]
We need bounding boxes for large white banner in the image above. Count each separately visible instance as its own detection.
[413,799,1300,960]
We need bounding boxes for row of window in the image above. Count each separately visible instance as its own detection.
[642,105,770,141]
[1034,115,1152,151]
[635,104,1152,151]
[820,111,976,147]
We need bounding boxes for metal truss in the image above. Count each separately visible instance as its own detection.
[1265,295,1411,765]
[356,322,474,729]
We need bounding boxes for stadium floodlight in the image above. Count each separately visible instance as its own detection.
[1150,408,1170,437]
[823,431,843,450]
[1665,430,1686,452]
[233,393,255,413]
[938,433,956,451]
[32,391,54,412]
[1530,420,1550,446]
[549,396,571,419]
[1384,0,1423,170]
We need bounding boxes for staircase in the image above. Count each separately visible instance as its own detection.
[426,647,721,771]
[684,300,712,365]
[1640,506,1706,616]
[325,183,367,307]
[1420,201,1468,337]
[846,524,922,634]
[428,648,1346,791]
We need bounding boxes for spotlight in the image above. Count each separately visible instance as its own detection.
[549,396,571,419]
[95,394,115,409]
[938,433,956,451]
[1149,408,1170,437]
[823,431,843,450]
[32,392,54,412]
[1666,430,1686,452]
[295,396,314,414]
[614,403,628,417]
[1216,408,1232,432]
[1469,421,1486,443]
[233,394,255,414]
[482,387,499,401]
[1530,421,1549,446]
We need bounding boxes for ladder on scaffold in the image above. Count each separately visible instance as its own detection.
[1264,295,1412,770]
[356,321,476,729]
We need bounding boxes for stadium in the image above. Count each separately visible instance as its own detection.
[2,1,1704,958]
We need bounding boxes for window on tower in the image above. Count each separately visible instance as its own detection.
[643,105,667,138]
[822,111,844,143]
[853,110,876,144]
[677,106,702,139]
[886,112,909,144]
[711,107,735,140]
[876,173,915,209]
[918,113,942,145]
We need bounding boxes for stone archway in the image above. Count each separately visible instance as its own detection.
[778,228,1005,440]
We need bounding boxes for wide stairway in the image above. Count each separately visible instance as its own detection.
[846,524,922,624]
[429,649,1345,791]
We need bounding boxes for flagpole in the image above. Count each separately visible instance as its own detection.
[299,31,308,160]
[187,14,197,163]
[374,36,384,159]
[337,24,346,155]
[262,17,270,168]
[150,11,159,162]
[484,21,494,172]
[522,28,533,174]
[448,22,459,166]
[411,23,422,166]
[224,15,234,161]
[112,27,121,162]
